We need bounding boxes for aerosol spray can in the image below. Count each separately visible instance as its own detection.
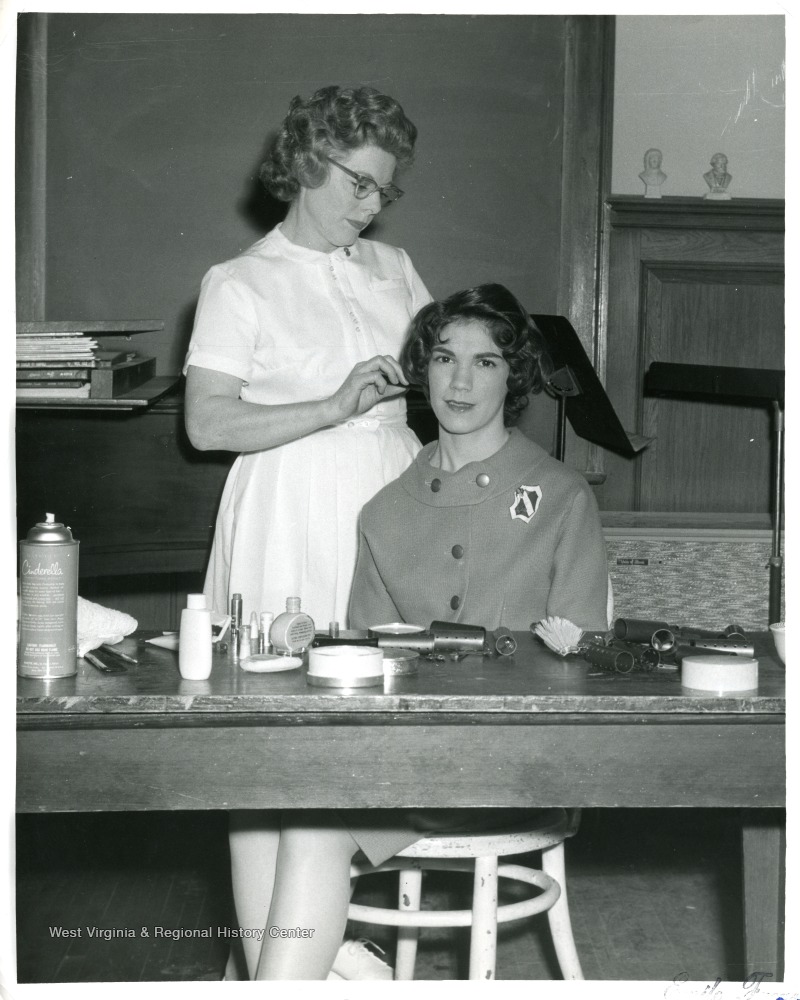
[18,513,79,678]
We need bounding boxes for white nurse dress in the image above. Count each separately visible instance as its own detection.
[183,224,432,628]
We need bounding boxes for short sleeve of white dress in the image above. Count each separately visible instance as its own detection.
[182,227,432,627]
[183,263,259,383]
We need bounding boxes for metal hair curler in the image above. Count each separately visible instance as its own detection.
[582,642,636,675]
[489,627,518,657]
[673,637,754,659]
[613,618,671,644]
[376,622,487,655]
[651,628,677,652]
[663,639,755,664]
[723,623,749,641]
[377,632,435,653]
[607,639,660,671]
[429,621,487,651]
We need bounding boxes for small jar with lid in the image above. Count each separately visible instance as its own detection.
[270,597,315,655]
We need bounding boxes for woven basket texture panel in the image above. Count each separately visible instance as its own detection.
[607,539,784,632]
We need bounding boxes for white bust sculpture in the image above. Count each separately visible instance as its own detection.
[703,153,732,200]
[639,148,667,199]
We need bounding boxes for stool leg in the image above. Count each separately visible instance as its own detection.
[395,866,423,981]
[469,855,498,980]
[541,842,584,980]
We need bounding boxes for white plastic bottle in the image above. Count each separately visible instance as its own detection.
[179,593,213,680]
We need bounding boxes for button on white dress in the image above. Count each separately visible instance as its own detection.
[183,225,431,627]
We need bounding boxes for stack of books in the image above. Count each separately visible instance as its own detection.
[16,320,163,405]
[16,330,100,399]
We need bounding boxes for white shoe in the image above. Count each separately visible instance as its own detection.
[331,939,393,980]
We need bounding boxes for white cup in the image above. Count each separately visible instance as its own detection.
[769,622,785,663]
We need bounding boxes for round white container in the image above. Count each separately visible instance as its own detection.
[681,654,758,694]
[307,644,384,687]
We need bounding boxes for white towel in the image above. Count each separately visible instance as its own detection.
[77,596,137,657]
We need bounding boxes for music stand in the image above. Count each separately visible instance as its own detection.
[645,362,785,625]
[531,314,652,462]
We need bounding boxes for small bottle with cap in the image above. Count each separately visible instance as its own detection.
[270,597,315,655]
[230,593,243,657]
[179,594,213,680]
[238,623,252,661]
[250,611,259,655]
[259,612,274,654]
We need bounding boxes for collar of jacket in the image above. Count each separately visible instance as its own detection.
[402,427,550,507]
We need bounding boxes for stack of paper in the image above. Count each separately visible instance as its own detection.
[16,330,99,398]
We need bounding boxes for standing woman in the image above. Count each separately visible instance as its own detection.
[183,85,430,981]
[184,85,430,629]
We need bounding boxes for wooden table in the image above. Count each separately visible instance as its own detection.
[17,632,786,978]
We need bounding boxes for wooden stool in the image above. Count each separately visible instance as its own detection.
[347,808,583,981]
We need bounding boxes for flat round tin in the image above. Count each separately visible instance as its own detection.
[306,672,384,687]
[381,646,419,676]
[307,644,384,688]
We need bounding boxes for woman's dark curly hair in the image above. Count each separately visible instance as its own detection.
[400,283,552,426]
[260,85,418,202]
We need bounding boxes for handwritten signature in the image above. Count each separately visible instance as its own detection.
[665,973,797,1000]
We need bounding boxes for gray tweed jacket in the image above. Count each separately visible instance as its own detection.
[349,427,609,632]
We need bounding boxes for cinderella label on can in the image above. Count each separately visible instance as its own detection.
[18,514,79,679]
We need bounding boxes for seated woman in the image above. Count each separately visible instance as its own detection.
[349,282,609,633]
[243,284,608,982]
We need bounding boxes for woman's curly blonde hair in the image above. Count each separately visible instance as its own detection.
[260,85,418,202]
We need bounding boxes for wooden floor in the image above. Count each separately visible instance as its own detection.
[15,808,752,983]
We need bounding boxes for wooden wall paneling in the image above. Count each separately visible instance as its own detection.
[598,198,784,515]
[638,263,783,512]
[15,398,234,578]
[600,226,644,510]
[15,13,48,319]
[79,573,201,632]
[639,227,785,264]
[552,14,615,478]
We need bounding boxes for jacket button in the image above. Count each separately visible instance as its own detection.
[431,478,442,493]
[450,595,460,610]
[476,473,490,487]
[451,544,464,559]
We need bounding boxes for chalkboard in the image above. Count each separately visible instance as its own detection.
[34,13,568,373]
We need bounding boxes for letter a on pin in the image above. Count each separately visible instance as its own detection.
[510,485,542,523]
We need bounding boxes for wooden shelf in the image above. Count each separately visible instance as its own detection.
[16,319,165,334]
[606,196,784,232]
[15,375,180,411]
[600,510,774,534]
